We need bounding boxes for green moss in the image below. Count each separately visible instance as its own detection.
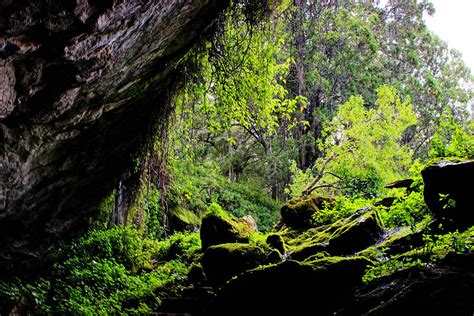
[172,206,200,226]
[302,251,330,262]
[202,243,269,286]
[207,255,373,313]
[304,255,373,271]
[280,196,335,229]
[288,209,384,261]
[357,223,426,260]
[362,227,474,282]
[248,231,270,246]
[425,157,468,167]
[266,234,286,255]
[200,211,253,250]
[329,210,384,245]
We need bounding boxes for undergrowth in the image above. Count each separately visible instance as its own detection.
[0,228,201,314]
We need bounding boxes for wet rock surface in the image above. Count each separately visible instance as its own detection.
[0,0,229,277]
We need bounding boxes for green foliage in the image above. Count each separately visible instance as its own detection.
[285,160,314,199]
[64,226,153,272]
[288,86,417,199]
[0,228,201,314]
[362,227,473,283]
[176,11,299,137]
[50,258,187,314]
[216,178,280,232]
[155,231,202,262]
[362,255,424,284]
[380,190,429,229]
[429,112,474,159]
[313,196,372,226]
[143,185,165,239]
[379,161,431,229]
[0,279,52,314]
[168,159,280,232]
[322,86,416,195]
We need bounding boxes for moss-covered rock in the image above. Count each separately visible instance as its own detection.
[329,209,384,253]
[421,159,474,230]
[290,209,384,261]
[280,196,335,229]
[303,251,330,262]
[169,206,201,232]
[200,212,253,250]
[207,256,371,313]
[201,243,270,287]
[358,224,426,260]
[266,234,286,255]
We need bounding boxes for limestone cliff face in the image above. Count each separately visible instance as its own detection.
[0,0,228,277]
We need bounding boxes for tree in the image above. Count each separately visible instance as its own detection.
[293,86,417,199]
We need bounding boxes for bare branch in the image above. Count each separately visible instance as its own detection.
[301,153,337,197]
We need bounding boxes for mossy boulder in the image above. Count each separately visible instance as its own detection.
[266,234,286,255]
[290,209,384,261]
[200,212,253,250]
[207,256,371,313]
[421,159,474,230]
[280,196,335,229]
[201,243,271,287]
[169,207,201,232]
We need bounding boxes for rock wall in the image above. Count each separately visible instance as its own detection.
[0,0,228,277]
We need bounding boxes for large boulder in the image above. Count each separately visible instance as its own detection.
[207,256,371,314]
[201,243,272,287]
[200,212,254,250]
[290,209,384,261]
[421,160,474,230]
[280,196,335,229]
